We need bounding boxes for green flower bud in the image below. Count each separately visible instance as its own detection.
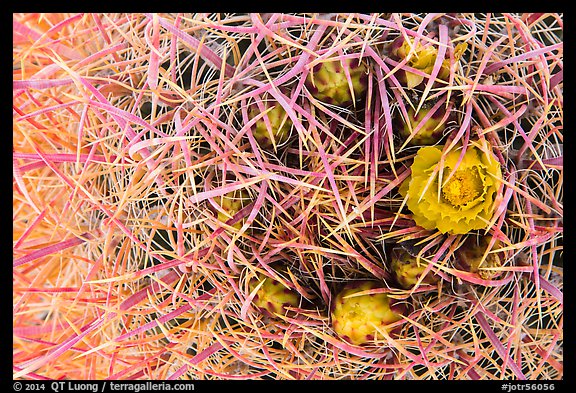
[397,105,447,146]
[305,57,368,106]
[248,101,292,148]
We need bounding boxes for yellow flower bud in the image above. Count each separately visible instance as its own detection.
[305,57,368,106]
[438,42,468,81]
[391,37,468,89]
[249,268,301,317]
[390,248,440,289]
[456,235,505,280]
[398,105,447,146]
[331,280,406,345]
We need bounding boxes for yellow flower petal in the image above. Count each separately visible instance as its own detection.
[395,37,467,88]
[454,42,468,61]
[410,145,443,174]
[401,144,502,234]
[405,72,424,90]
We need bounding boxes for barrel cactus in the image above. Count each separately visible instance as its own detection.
[13,13,562,380]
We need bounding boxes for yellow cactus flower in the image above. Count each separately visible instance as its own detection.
[399,143,502,234]
[392,37,468,89]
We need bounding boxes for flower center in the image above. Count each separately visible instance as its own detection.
[441,168,483,207]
